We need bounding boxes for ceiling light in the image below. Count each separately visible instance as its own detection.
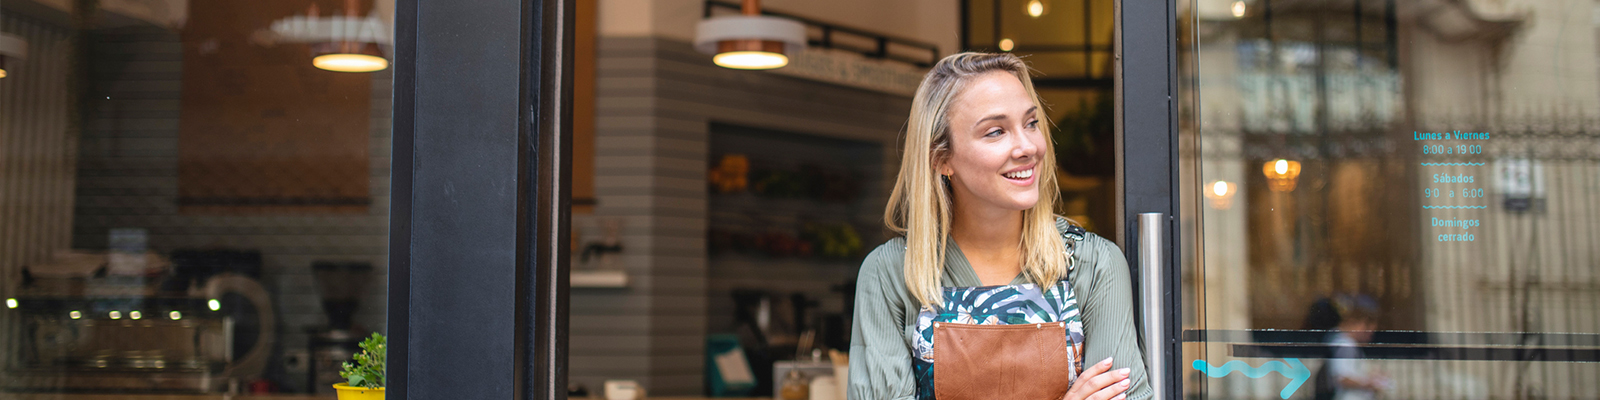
[272,0,390,73]
[999,38,1015,52]
[695,0,806,70]
[312,46,388,72]
[0,33,27,79]
[1263,159,1302,192]
[1231,1,1247,18]
[313,0,386,72]
[713,51,788,70]
[1204,180,1238,209]
[1027,0,1048,18]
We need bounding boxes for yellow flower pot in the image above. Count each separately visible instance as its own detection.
[333,384,385,400]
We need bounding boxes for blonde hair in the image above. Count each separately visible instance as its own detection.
[885,52,1069,309]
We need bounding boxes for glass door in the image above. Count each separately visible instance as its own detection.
[1175,0,1600,399]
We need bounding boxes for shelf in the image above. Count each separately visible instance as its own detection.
[571,269,628,288]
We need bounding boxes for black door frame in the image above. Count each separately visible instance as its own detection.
[1117,0,1183,399]
[387,0,572,399]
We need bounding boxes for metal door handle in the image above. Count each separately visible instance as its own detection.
[1138,212,1165,400]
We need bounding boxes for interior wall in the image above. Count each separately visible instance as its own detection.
[577,36,909,395]
[0,12,76,297]
[176,0,374,214]
[586,0,948,394]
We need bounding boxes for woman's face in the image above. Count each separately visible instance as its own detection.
[940,71,1045,213]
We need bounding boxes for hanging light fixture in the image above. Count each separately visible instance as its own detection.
[1026,0,1049,18]
[1263,159,1302,192]
[694,0,805,70]
[309,0,387,72]
[0,1,29,79]
[268,0,388,73]
[1204,180,1237,209]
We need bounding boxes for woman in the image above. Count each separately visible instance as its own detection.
[848,52,1151,400]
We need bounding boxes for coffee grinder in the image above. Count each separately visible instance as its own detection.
[308,261,372,394]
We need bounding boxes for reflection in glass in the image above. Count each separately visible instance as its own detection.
[0,0,392,395]
[1182,0,1600,398]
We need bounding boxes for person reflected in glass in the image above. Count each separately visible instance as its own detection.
[1315,294,1391,400]
[847,52,1151,400]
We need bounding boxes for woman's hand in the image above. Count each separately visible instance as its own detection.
[1062,357,1132,400]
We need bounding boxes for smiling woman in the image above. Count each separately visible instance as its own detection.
[943,74,1044,227]
[849,52,1152,400]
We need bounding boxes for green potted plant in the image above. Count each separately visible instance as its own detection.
[334,333,385,399]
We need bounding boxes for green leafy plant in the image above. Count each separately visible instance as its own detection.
[339,333,386,389]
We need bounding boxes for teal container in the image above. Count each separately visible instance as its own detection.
[705,334,756,396]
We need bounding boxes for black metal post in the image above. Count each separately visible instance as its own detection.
[1117,0,1180,398]
[389,0,570,399]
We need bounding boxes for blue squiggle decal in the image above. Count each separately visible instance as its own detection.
[1191,358,1310,399]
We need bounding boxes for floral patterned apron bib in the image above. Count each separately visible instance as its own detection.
[910,224,1089,400]
[911,280,1086,399]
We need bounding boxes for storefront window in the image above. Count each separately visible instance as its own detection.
[1,0,392,396]
[1181,0,1600,398]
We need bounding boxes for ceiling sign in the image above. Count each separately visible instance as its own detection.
[768,47,925,97]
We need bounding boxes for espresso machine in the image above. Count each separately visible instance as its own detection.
[3,250,275,393]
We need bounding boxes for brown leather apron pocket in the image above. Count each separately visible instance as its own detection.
[932,322,1073,400]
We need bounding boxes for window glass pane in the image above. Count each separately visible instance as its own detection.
[1,0,392,395]
[1181,0,1600,398]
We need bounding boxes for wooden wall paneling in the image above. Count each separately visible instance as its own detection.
[572,0,597,215]
[175,0,373,214]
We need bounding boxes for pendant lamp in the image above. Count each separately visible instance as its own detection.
[1263,159,1302,192]
[1204,180,1237,209]
[1026,0,1048,18]
[694,0,805,70]
[310,0,386,72]
[0,0,27,79]
[0,33,25,79]
[271,0,389,73]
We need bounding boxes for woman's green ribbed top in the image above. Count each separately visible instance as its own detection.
[847,218,1153,400]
